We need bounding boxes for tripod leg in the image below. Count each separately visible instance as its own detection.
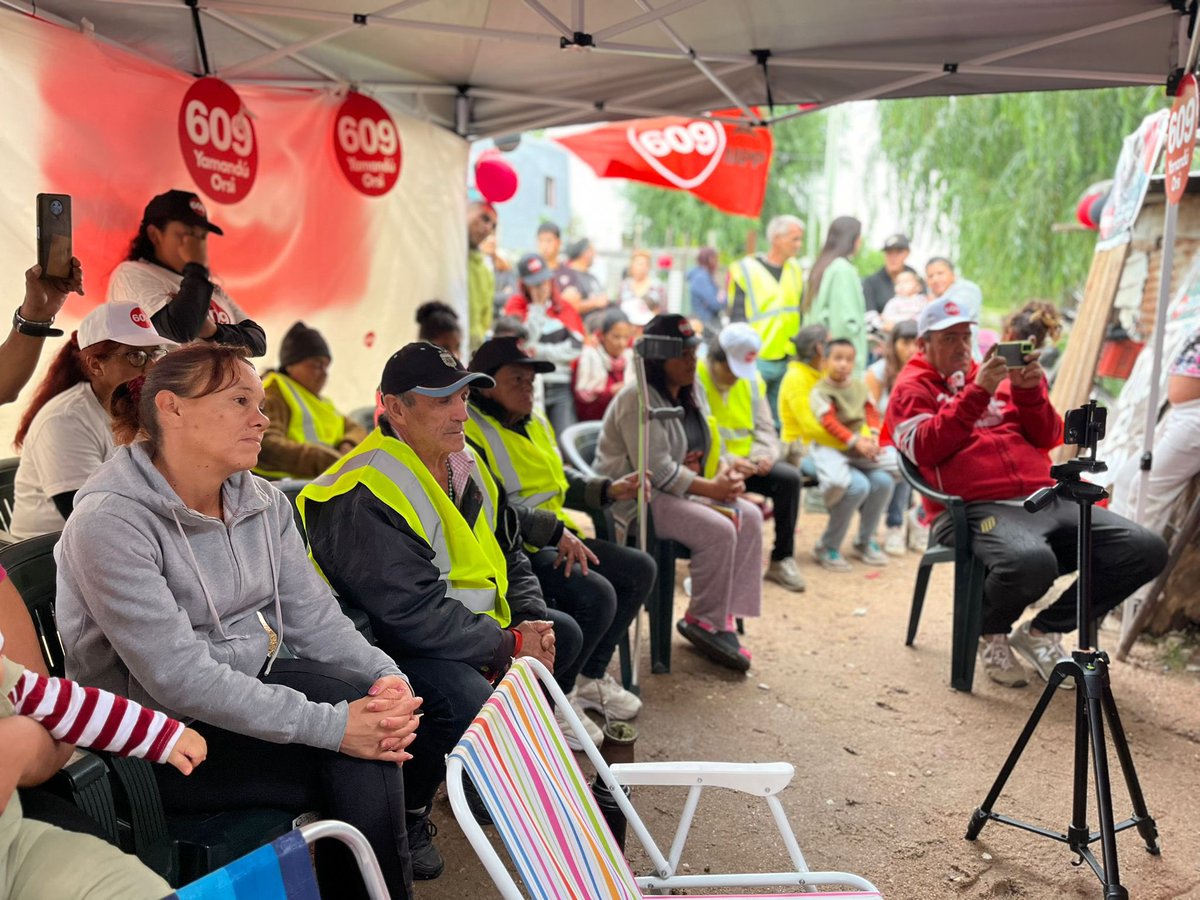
[1084,674,1127,898]
[1066,677,1091,854]
[1100,683,1161,854]
[966,664,1071,840]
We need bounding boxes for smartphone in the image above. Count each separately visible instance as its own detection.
[36,193,73,281]
[995,340,1034,368]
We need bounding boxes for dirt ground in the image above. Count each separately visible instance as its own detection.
[419,512,1200,900]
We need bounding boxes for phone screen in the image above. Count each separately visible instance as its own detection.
[37,193,73,281]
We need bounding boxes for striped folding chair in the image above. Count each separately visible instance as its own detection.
[447,658,882,899]
[166,821,389,900]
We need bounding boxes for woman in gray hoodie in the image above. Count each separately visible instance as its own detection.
[55,344,420,898]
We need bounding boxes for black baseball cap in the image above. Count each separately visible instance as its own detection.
[141,189,224,235]
[469,336,555,377]
[643,313,702,347]
[517,253,554,286]
[882,233,909,251]
[380,341,494,398]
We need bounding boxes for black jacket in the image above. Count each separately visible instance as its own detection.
[304,424,546,679]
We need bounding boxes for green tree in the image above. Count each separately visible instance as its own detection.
[624,112,827,259]
[876,87,1163,311]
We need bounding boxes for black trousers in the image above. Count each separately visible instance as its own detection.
[931,496,1168,635]
[744,461,802,560]
[529,538,656,686]
[154,659,413,900]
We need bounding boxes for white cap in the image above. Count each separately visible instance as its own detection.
[718,322,762,381]
[917,286,980,336]
[78,302,176,350]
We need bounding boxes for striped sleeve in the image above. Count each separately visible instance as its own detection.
[7,668,184,763]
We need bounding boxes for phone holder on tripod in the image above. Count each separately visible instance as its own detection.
[964,401,1159,898]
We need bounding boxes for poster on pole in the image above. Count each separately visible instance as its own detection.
[1164,74,1198,206]
[1096,110,1168,251]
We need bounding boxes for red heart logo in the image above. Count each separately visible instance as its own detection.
[364,331,376,348]
[627,120,727,190]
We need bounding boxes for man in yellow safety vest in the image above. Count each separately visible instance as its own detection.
[299,341,577,881]
[254,321,367,479]
[698,323,806,593]
[729,214,805,426]
[465,336,655,749]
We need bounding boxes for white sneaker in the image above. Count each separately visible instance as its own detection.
[1009,621,1074,691]
[555,692,603,750]
[907,506,930,553]
[883,526,907,556]
[575,672,642,720]
[850,540,889,567]
[764,556,806,592]
[978,634,1030,688]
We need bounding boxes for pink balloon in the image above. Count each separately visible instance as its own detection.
[475,153,518,203]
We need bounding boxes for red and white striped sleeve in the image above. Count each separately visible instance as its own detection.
[6,668,184,764]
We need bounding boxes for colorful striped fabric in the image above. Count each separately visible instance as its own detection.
[168,829,320,900]
[452,659,884,899]
[450,659,644,900]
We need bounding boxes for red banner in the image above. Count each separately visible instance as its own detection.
[556,117,773,218]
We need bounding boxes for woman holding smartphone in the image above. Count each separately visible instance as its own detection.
[108,190,266,356]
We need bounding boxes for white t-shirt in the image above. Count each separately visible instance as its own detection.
[10,382,115,539]
[107,260,247,325]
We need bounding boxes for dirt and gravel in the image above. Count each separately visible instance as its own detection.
[419,513,1200,900]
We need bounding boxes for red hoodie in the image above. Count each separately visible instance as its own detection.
[881,352,1062,517]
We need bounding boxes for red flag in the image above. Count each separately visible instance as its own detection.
[555,117,773,218]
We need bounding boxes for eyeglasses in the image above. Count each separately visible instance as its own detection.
[121,348,169,368]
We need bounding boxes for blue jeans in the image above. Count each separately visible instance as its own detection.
[886,479,912,528]
[756,357,789,430]
[819,464,894,552]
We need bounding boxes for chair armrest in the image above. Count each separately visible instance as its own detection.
[609,761,794,796]
[43,749,121,845]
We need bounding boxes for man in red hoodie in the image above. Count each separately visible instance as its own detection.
[883,295,1166,689]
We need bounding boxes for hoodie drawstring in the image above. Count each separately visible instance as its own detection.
[261,515,284,676]
[172,510,230,641]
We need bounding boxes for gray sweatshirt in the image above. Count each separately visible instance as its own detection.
[593,382,715,532]
[55,443,401,752]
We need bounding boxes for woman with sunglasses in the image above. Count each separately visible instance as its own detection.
[9,301,172,539]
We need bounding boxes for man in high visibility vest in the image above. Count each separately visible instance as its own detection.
[729,214,805,426]
[254,321,367,479]
[699,323,806,593]
[299,342,578,881]
[465,336,655,748]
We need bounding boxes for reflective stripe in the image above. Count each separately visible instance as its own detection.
[277,378,320,443]
[747,305,799,323]
[468,410,520,490]
[719,426,752,443]
[513,490,559,510]
[738,259,759,319]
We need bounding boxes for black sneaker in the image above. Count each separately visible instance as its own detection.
[405,812,444,880]
[676,617,751,672]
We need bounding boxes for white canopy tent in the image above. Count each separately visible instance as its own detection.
[3,0,1189,138]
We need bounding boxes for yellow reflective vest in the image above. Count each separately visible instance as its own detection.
[254,372,347,479]
[729,256,804,361]
[297,428,511,626]
[697,360,764,459]
[464,406,583,541]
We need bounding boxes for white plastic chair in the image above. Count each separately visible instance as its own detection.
[446,658,881,898]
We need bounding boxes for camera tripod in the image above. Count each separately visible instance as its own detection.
[964,416,1160,898]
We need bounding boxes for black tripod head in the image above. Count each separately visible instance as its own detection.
[1023,399,1110,650]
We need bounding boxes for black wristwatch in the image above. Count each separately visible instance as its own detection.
[12,307,64,337]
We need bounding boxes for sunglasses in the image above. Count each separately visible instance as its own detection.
[120,348,169,368]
